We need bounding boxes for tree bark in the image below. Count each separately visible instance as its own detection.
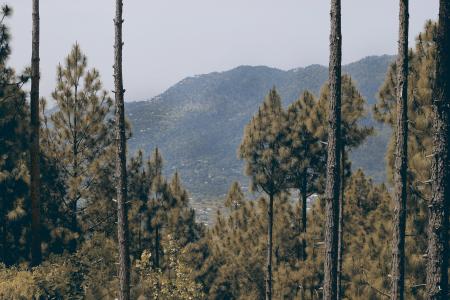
[114,1,131,299]
[71,45,80,235]
[30,0,42,267]
[391,1,409,300]
[154,225,160,269]
[324,0,342,299]
[301,176,307,261]
[426,1,450,299]
[266,193,274,300]
[337,146,345,299]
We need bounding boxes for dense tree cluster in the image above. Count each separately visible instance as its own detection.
[0,2,449,300]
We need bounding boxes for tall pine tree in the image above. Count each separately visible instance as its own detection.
[285,91,324,261]
[239,88,290,300]
[113,0,131,298]
[324,1,342,297]
[391,1,409,299]
[30,0,42,266]
[426,1,450,298]
[41,44,114,241]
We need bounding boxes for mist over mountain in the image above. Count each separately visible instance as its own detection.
[126,55,394,200]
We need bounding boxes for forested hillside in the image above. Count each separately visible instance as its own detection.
[126,55,394,199]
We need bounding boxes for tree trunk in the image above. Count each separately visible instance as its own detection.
[324,0,342,299]
[337,146,345,299]
[391,1,409,300]
[426,1,450,299]
[30,0,42,267]
[71,45,79,235]
[114,0,131,299]
[1,216,6,264]
[154,225,160,269]
[266,193,274,300]
[301,176,308,261]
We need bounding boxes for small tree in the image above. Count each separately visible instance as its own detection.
[225,181,245,211]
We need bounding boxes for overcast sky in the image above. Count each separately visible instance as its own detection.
[8,0,439,102]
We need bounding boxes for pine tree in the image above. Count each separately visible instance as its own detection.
[225,181,245,211]
[128,150,148,257]
[285,90,324,261]
[317,75,374,297]
[41,44,114,240]
[324,0,342,295]
[114,0,131,298]
[391,1,409,299]
[374,21,440,299]
[426,1,450,298]
[0,5,30,265]
[30,0,42,267]
[167,171,198,247]
[239,88,290,300]
[147,148,167,270]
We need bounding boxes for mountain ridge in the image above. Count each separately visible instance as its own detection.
[126,54,395,201]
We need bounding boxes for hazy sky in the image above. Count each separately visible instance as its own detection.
[8,0,439,102]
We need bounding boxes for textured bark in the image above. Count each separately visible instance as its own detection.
[324,0,342,299]
[71,45,80,235]
[154,225,160,269]
[391,1,409,299]
[30,0,42,267]
[114,1,131,299]
[266,193,274,300]
[426,1,450,299]
[337,147,345,299]
[301,176,307,261]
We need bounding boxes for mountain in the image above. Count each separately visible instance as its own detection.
[126,55,395,201]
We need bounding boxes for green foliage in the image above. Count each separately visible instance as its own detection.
[239,88,290,196]
[0,5,30,265]
[224,181,245,210]
[373,20,438,299]
[133,235,205,300]
[317,74,374,151]
[285,91,325,194]
[186,170,392,299]
[41,44,115,246]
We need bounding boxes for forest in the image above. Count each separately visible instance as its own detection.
[0,1,449,300]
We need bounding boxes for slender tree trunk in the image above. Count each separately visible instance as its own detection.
[391,1,409,300]
[1,217,6,263]
[337,146,345,299]
[30,0,42,267]
[426,1,450,299]
[71,45,79,235]
[324,0,342,299]
[266,193,274,300]
[114,0,131,299]
[138,213,142,253]
[154,225,160,269]
[301,176,308,261]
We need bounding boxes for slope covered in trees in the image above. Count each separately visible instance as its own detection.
[126,55,394,200]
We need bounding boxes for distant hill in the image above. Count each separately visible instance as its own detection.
[126,55,395,200]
